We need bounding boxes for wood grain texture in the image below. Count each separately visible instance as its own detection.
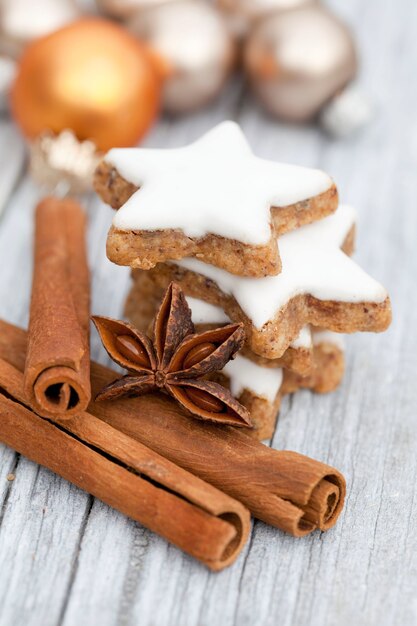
[0,0,416,624]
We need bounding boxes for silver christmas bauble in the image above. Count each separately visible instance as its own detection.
[244,5,357,122]
[128,0,235,114]
[0,0,80,58]
[96,0,180,20]
[216,0,316,37]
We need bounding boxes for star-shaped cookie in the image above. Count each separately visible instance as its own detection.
[125,276,315,375]
[218,328,345,440]
[94,121,338,277]
[135,205,392,359]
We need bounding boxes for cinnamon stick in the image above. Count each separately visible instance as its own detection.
[0,320,346,537]
[92,387,345,535]
[24,197,90,419]
[0,357,250,570]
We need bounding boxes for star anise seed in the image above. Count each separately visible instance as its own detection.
[92,282,252,428]
[182,342,217,369]
[184,387,224,413]
[115,335,151,368]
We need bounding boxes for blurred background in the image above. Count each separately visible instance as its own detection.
[0,0,375,156]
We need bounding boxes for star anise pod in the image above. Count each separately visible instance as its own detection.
[92,282,252,428]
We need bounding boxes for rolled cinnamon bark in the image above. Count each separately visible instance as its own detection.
[0,357,250,570]
[90,379,345,535]
[24,197,90,419]
[0,320,346,537]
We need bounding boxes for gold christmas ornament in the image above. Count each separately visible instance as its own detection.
[0,0,80,58]
[96,0,179,20]
[10,18,161,152]
[244,5,357,123]
[216,0,315,37]
[128,0,235,114]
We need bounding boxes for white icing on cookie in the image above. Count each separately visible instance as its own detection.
[107,121,333,245]
[291,326,311,349]
[185,297,230,325]
[185,296,309,350]
[222,355,283,402]
[176,205,388,329]
[312,329,345,350]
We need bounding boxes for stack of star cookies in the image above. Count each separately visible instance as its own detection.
[94,121,392,440]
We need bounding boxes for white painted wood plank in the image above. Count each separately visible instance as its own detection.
[0,460,92,626]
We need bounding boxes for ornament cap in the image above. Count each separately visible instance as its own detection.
[320,84,373,138]
[29,130,101,195]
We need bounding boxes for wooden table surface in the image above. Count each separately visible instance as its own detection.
[0,1,416,624]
